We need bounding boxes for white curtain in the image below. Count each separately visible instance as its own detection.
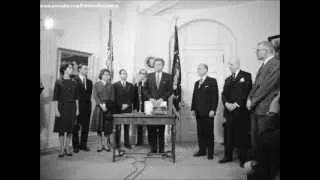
[40,26,59,150]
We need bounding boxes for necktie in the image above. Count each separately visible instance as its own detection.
[198,78,203,88]
[232,73,236,79]
[156,73,160,89]
[256,63,264,79]
[83,77,87,90]
[122,81,126,87]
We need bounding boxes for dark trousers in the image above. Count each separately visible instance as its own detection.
[72,110,91,149]
[196,115,215,158]
[250,114,277,149]
[223,119,249,163]
[115,124,130,149]
[147,125,165,153]
[136,125,144,145]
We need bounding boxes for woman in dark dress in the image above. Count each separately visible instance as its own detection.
[53,63,79,158]
[91,69,115,152]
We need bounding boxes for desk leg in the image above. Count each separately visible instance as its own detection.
[112,124,116,162]
[172,123,176,163]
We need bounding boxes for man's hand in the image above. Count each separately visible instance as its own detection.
[100,104,107,112]
[191,110,196,117]
[209,110,215,118]
[246,99,252,110]
[121,104,129,110]
[225,102,236,112]
[55,110,61,117]
[233,103,240,108]
[244,161,257,174]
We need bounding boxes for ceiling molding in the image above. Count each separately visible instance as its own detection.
[138,0,180,16]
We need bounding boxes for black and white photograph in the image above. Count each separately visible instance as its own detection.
[40,0,280,180]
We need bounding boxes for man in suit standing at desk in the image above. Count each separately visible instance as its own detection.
[191,64,219,160]
[246,41,280,149]
[114,69,135,149]
[133,68,148,146]
[219,58,252,167]
[73,64,93,153]
[143,58,173,154]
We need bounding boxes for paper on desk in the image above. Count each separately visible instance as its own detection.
[144,101,167,115]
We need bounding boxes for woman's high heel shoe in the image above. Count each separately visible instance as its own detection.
[97,147,103,152]
[64,149,73,156]
[102,145,111,152]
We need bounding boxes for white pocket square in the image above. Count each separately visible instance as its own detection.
[240,78,245,82]
[205,85,209,88]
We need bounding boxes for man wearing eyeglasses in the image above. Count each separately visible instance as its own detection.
[246,41,280,149]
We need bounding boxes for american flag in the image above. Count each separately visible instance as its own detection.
[106,10,114,81]
[172,24,181,111]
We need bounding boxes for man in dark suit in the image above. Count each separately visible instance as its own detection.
[246,41,280,149]
[72,64,93,153]
[191,64,219,160]
[219,58,252,166]
[133,68,148,146]
[143,58,172,154]
[114,69,135,149]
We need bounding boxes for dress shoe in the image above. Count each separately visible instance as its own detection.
[58,154,64,158]
[218,157,233,163]
[73,148,80,153]
[207,156,214,160]
[80,147,91,151]
[193,152,206,157]
[124,145,132,149]
[135,143,143,146]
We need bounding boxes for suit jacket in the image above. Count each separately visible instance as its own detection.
[222,70,252,119]
[268,90,280,114]
[113,81,135,113]
[133,81,147,112]
[248,57,280,115]
[75,76,93,115]
[143,72,173,101]
[191,76,219,117]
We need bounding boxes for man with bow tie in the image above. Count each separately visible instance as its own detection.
[219,58,252,167]
[246,41,280,149]
[191,64,219,160]
[72,64,93,153]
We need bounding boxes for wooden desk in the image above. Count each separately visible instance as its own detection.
[112,113,177,163]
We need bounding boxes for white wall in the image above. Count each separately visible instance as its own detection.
[132,0,280,79]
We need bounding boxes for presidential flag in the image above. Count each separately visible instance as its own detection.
[172,24,181,111]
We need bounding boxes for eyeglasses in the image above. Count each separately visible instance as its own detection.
[256,49,267,52]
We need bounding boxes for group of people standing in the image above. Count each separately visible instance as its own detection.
[50,40,279,180]
[190,40,279,180]
[52,58,172,157]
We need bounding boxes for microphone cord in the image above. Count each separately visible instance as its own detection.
[123,157,147,180]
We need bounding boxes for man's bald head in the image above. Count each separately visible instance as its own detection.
[227,58,240,73]
[197,63,208,77]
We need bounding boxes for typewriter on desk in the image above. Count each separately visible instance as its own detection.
[144,100,168,115]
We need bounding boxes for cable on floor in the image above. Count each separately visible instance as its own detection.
[123,157,147,180]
